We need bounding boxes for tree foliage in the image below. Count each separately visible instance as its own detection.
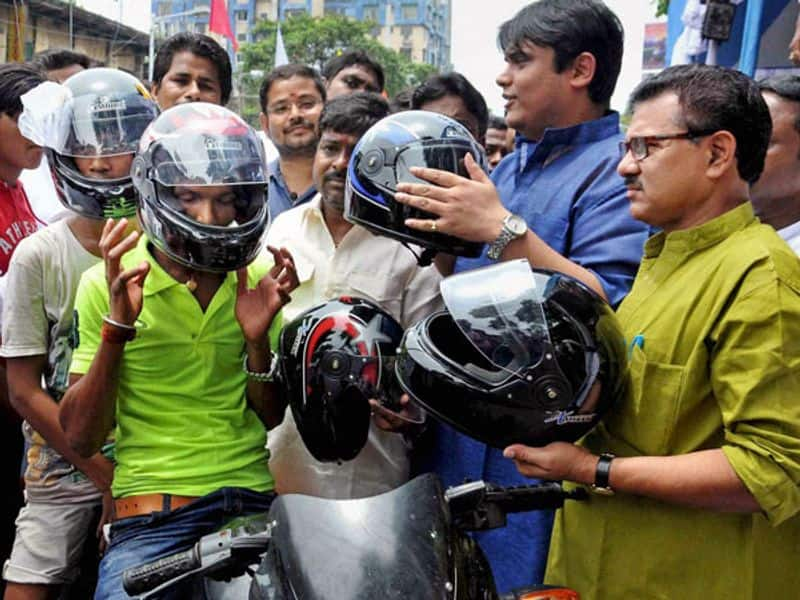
[238,14,438,97]
[655,0,670,18]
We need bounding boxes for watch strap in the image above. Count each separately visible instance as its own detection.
[592,452,615,495]
[487,214,523,260]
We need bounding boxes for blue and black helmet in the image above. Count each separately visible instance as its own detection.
[344,110,488,259]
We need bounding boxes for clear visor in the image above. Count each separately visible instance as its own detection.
[394,139,486,187]
[150,132,267,187]
[155,182,266,229]
[61,93,158,157]
[440,259,552,375]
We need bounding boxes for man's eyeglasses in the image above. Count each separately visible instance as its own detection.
[619,129,718,161]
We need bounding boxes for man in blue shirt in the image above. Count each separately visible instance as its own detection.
[395,0,649,593]
[259,64,325,219]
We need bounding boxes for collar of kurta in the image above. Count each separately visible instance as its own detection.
[644,201,756,259]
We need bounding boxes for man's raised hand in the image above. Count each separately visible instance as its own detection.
[99,218,149,326]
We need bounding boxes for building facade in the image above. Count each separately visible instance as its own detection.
[1,0,149,76]
[150,0,451,69]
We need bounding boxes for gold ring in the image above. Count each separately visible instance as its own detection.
[430,221,437,232]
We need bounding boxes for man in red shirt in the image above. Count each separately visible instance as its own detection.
[0,64,45,275]
[0,62,46,591]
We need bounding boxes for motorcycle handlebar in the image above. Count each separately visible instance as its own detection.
[122,546,200,597]
[445,480,587,531]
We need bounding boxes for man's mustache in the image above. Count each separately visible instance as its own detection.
[284,118,315,133]
[623,176,642,190]
[323,172,346,185]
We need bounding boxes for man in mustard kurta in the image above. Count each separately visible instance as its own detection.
[503,65,800,599]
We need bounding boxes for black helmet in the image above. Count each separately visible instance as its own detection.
[396,260,628,448]
[47,68,159,219]
[345,110,487,259]
[278,297,411,463]
[131,103,269,272]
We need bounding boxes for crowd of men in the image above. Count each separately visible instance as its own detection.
[0,0,799,598]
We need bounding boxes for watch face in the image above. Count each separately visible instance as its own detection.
[507,214,527,236]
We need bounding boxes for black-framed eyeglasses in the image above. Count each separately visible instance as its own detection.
[619,129,718,161]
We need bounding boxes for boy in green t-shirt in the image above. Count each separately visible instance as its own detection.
[58,103,296,600]
[1,68,158,600]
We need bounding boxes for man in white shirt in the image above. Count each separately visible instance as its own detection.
[751,75,800,253]
[265,92,443,499]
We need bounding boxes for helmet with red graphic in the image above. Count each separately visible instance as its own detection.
[278,296,414,462]
[131,102,268,272]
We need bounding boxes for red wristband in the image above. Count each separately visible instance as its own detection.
[101,321,136,344]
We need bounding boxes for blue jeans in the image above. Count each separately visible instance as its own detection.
[95,487,275,600]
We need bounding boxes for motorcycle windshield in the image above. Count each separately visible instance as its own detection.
[257,474,458,599]
[440,259,552,375]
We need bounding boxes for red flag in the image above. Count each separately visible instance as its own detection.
[209,0,238,52]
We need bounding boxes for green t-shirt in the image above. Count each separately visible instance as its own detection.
[71,235,281,498]
[546,203,800,599]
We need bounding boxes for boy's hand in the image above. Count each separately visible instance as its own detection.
[99,218,149,325]
[267,245,300,295]
[235,269,290,348]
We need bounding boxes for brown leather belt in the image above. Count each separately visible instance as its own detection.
[114,493,199,520]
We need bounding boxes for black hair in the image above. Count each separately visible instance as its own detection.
[498,0,623,107]
[319,92,389,139]
[259,63,326,112]
[390,87,415,113]
[629,64,771,185]
[411,72,489,141]
[758,74,800,136]
[488,114,508,131]
[152,32,232,105]
[322,50,385,92]
[30,48,91,73]
[0,63,46,118]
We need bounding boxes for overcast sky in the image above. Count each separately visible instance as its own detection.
[78,0,659,114]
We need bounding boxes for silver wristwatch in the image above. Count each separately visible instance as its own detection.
[487,213,527,260]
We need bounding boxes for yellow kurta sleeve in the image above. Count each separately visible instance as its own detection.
[711,276,800,525]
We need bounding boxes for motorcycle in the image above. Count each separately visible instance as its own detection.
[122,474,584,599]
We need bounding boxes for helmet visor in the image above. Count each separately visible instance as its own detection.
[61,93,158,157]
[150,129,267,187]
[394,138,486,187]
[154,182,266,228]
[440,259,552,375]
